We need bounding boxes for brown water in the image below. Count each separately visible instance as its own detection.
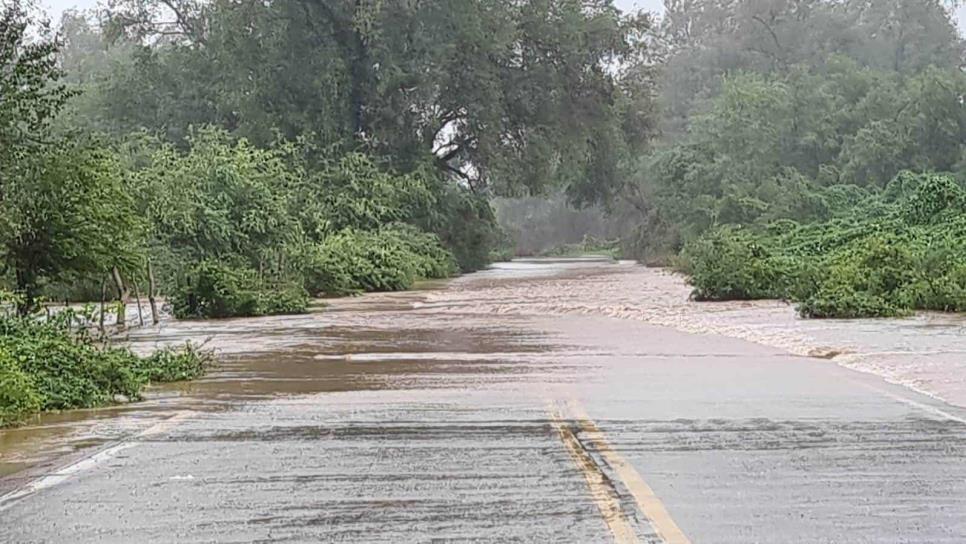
[2,258,964,481]
[425,260,966,408]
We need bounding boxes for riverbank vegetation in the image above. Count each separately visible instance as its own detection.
[2,1,652,419]
[540,236,623,260]
[0,300,210,426]
[3,0,650,319]
[3,2,963,433]
[680,173,966,317]
[610,0,966,318]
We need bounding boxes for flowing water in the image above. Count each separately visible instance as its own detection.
[2,259,964,482]
[424,260,966,409]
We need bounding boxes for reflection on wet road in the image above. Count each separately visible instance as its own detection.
[2,259,965,542]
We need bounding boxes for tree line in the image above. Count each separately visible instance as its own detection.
[3,0,965,321]
[613,0,966,317]
[2,0,651,318]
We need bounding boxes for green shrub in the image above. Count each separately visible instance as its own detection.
[898,262,966,312]
[305,227,457,296]
[540,235,623,259]
[0,320,144,410]
[901,173,965,224]
[306,230,415,295]
[426,185,500,272]
[133,342,211,383]
[0,348,42,426]
[377,224,458,279]
[679,228,786,301]
[678,173,966,318]
[260,284,312,315]
[0,316,210,426]
[172,261,308,319]
[797,286,905,319]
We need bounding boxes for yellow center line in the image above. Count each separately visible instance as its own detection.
[549,404,641,544]
[563,400,692,544]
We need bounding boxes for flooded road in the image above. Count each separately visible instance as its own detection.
[2,260,965,543]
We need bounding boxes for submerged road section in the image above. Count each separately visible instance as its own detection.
[2,260,965,542]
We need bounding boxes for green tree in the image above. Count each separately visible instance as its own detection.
[2,3,140,315]
[0,3,73,162]
[2,144,140,314]
[77,0,656,199]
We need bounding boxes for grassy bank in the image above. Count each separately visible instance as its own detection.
[677,173,966,318]
[0,310,210,427]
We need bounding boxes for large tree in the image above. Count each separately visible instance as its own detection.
[78,0,657,198]
[1,3,140,314]
[0,4,72,163]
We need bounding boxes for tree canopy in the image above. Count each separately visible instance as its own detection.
[68,0,655,197]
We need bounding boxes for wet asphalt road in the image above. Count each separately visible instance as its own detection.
[1,261,965,543]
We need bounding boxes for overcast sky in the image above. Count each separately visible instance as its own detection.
[40,0,966,34]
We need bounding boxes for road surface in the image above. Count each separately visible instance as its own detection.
[2,260,965,543]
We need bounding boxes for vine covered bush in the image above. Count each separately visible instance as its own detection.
[678,173,966,318]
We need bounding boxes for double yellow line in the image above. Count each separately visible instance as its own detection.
[550,400,691,544]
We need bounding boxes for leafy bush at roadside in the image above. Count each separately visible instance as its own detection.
[0,315,210,426]
[304,226,457,296]
[680,229,783,301]
[677,173,966,318]
[0,348,43,427]
[171,261,309,319]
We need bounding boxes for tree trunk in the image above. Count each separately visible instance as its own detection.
[99,279,107,336]
[147,259,159,325]
[133,279,145,327]
[14,268,38,317]
[306,0,371,134]
[111,266,129,331]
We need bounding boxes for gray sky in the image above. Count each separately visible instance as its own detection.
[40,0,966,34]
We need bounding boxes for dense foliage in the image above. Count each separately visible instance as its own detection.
[541,236,623,260]
[6,0,627,421]
[611,0,966,318]
[71,0,651,197]
[8,0,966,328]
[0,312,209,426]
[305,226,457,296]
[6,0,651,318]
[679,173,966,317]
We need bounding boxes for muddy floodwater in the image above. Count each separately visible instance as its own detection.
[2,259,965,478]
[422,261,966,407]
[2,259,965,543]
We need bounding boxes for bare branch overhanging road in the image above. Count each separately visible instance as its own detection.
[1,260,965,543]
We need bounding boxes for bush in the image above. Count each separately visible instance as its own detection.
[679,228,786,301]
[426,184,500,272]
[380,224,459,279]
[677,173,966,318]
[0,316,210,426]
[901,173,965,224]
[797,286,905,319]
[0,318,143,410]
[0,348,43,427]
[540,235,622,259]
[133,342,211,383]
[305,227,457,296]
[172,261,308,319]
[260,284,312,315]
